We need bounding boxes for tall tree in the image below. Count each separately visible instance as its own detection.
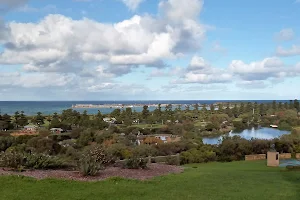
[142,105,150,120]
[35,112,45,126]
[14,111,20,128]
[18,111,28,127]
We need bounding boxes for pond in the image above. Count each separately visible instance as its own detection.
[202,127,291,145]
[279,159,300,167]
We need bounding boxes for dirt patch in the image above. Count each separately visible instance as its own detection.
[0,164,183,182]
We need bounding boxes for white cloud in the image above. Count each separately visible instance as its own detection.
[121,0,144,11]
[0,0,206,76]
[276,45,300,57]
[274,29,295,41]
[174,56,232,84]
[229,57,298,81]
[159,0,203,22]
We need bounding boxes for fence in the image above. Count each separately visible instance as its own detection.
[279,153,291,159]
[245,154,266,161]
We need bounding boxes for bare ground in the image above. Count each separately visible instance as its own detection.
[0,164,183,182]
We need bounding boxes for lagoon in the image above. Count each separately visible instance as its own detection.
[203,127,291,145]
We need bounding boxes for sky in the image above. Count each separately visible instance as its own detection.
[0,0,300,101]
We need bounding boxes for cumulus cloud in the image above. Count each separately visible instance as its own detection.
[276,45,300,57]
[174,56,232,84]
[0,0,206,80]
[121,0,144,11]
[274,28,295,41]
[229,57,298,81]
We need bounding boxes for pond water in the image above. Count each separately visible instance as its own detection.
[202,127,290,145]
[279,159,300,167]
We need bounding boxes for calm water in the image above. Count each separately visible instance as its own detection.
[0,100,289,115]
[279,159,300,167]
[202,127,291,145]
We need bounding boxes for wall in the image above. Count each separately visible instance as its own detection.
[279,153,291,159]
[296,153,300,159]
[245,154,266,161]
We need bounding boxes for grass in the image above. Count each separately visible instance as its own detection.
[0,161,300,200]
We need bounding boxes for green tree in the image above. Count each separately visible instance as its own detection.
[18,111,28,127]
[50,112,61,128]
[35,112,45,126]
[142,105,150,121]
[14,111,20,128]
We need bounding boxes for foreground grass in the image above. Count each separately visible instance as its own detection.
[1,161,300,200]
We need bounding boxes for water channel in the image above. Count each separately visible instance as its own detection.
[202,127,291,145]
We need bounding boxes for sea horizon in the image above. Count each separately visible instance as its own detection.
[0,100,293,116]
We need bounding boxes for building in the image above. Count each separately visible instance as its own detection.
[103,117,117,124]
[137,134,181,145]
[50,128,64,134]
[24,125,38,131]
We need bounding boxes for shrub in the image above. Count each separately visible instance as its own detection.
[78,145,110,176]
[124,156,148,169]
[165,155,180,166]
[180,148,216,164]
[0,149,25,170]
[24,154,66,169]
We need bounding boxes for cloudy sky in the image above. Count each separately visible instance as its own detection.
[0,0,300,100]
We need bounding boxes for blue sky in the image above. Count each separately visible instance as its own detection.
[0,0,300,100]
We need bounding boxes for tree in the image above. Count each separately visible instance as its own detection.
[14,111,20,128]
[35,112,45,126]
[2,114,13,130]
[142,105,150,121]
[239,103,245,114]
[18,111,28,127]
[50,112,61,128]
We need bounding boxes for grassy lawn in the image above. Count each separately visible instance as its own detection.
[1,161,300,200]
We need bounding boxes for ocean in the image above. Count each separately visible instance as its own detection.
[0,100,290,116]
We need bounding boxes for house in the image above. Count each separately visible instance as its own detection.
[50,128,64,134]
[133,119,140,124]
[137,134,181,145]
[103,117,117,124]
[24,125,38,131]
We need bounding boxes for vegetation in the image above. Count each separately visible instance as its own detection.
[0,100,300,174]
[0,161,300,200]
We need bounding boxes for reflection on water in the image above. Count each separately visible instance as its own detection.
[203,127,290,145]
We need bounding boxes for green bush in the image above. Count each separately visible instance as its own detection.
[78,145,110,176]
[165,155,180,166]
[124,156,148,169]
[180,148,216,164]
[0,149,25,170]
[24,154,66,169]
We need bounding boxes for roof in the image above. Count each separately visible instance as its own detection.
[50,128,64,131]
